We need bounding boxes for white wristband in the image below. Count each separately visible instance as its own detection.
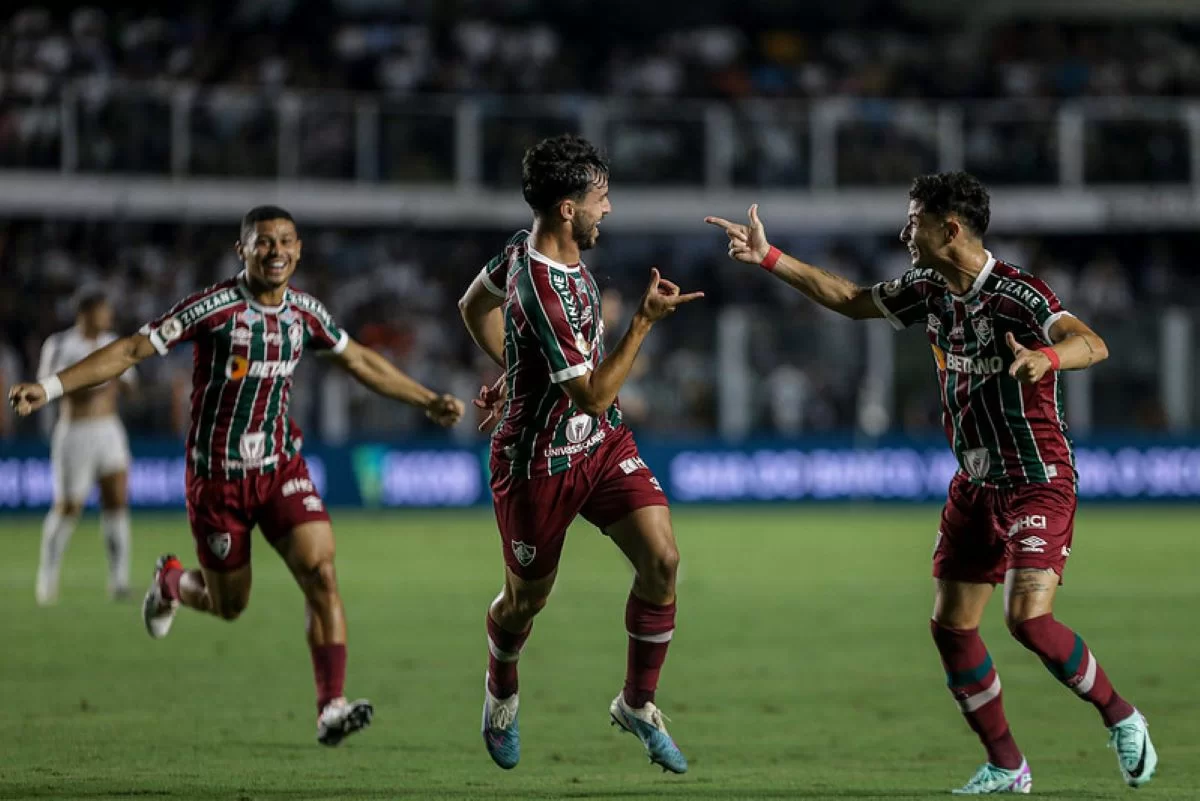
[40,375,64,402]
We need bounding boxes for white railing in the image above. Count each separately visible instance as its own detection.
[13,83,1197,188]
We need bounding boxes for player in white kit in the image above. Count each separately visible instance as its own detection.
[35,291,137,605]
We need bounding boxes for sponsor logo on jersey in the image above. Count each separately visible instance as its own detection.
[302,495,324,512]
[574,332,593,356]
[231,327,253,345]
[944,353,1004,375]
[550,271,582,330]
[177,289,238,327]
[649,476,663,492]
[279,308,297,324]
[281,478,314,497]
[288,323,303,350]
[240,309,262,325]
[238,432,266,465]
[882,278,902,297]
[949,324,964,341]
[287,291,336,328]
[1017,535,1048,553]
[963,447,991,479]
[565,413,594,445]
[927,314,941,333]
[225,356,299,380]
[1007,514,1047,538]
[619,457,648,474]
[159,317,184,343]
[545,427,607,458]
[511,540,537,567]
[264,331,284,346]
[207,532,232,560]
[972,315,994,346]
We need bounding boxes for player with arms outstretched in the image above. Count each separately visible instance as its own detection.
[10,206,465,746]
[707,172,1156,794]
[34,291,137,605]
[459,134,701,773]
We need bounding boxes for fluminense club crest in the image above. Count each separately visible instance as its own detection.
[511,540,536,567]
[972,315,994,347]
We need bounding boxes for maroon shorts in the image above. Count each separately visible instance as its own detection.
[934,472,1077,585]
[186,455,330,572]
[490,427,668,580]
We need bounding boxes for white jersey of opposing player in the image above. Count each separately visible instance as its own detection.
[37,327,135,503]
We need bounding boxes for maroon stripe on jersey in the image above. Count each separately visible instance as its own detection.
[185,305,241,472]
[246,314,281,455]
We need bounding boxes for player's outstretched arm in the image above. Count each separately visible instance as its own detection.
[458,274,506,369]
[562,269,702,417]
[8,334,156,417]
[705,205,881,320]
[331,338,465,427]
[1007,316,1109,384]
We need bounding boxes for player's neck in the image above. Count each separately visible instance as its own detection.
[76,321,101,339]
[530,222,580,266]
[933,245,990,296]
[244,275,288,307]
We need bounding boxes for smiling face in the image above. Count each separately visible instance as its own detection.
[899,199,949,268]
[238,218,302,290]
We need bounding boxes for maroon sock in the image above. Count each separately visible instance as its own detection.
[623,594,676,709]
[487,614,531,699]
[310,643,347,714]
[160,564,184,602]
[931,621,1024,770]
[1010,614,1135,727]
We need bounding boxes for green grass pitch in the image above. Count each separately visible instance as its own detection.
[1,505,1197,800]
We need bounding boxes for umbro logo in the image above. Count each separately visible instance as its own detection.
[1018,535,1047,553]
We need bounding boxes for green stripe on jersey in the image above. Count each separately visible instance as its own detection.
[225,314,268,471]
[262,317,294,463]
[195,316,233,472]
[998,377,1049,482]
[515,267,571,374]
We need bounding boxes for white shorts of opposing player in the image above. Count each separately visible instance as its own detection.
[37,417,133,605]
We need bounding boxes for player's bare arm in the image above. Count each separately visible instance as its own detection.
[561,268,702,416]
[331,338,465,427]
[705,204,882,320]
[459,275,506,369]
[9,334,156,417]
[1006,316,1109,385]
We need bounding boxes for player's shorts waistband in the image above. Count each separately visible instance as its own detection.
[190,452,282,474]
[53,415,125,434]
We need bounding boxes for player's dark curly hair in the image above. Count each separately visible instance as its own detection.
[522,134,609,216]
[241,205,295,241]
[909,172,990,237]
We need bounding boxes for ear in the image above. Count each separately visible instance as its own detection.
[233,238,245,262]
[558,197,576,223]
[944,217,962,244]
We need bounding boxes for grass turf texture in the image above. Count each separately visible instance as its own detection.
[1,506,1196,800]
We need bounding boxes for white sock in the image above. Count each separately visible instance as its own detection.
[37,510,79,604]
[101,509,131,594]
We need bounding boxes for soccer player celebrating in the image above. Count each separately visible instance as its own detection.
[10,206,465,746]
[707,172,1156,794]
[34,290,137,605]
[459,134,701,773]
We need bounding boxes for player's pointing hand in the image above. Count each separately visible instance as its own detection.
[7,382,48,417]
[637,268,704,324]
[1006,332,1053,384]
[425,393,466,427]
[705,204,770,265]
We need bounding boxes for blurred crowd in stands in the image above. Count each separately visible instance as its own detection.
[0,219,1194,441]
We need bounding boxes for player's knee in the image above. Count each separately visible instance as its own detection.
[299,559,339,601]
[508,587,550,621]
[215,594,249,621]
[638,542,680,595]
[1007,612,1049,643]
[57,500,83,518]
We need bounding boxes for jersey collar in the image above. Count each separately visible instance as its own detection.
[527,240,581,273]
[236,270,285,313]
[949,250,996,304]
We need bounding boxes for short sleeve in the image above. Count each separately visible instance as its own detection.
[139,296,203,356]
[479,252,508,298]
[302,303,349,354]
[1002,277,1072,346]
[871,268,942,330]
[516,264,592,384]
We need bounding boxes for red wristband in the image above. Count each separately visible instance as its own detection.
[1038,347,1061,371]
[760,246,782,272]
